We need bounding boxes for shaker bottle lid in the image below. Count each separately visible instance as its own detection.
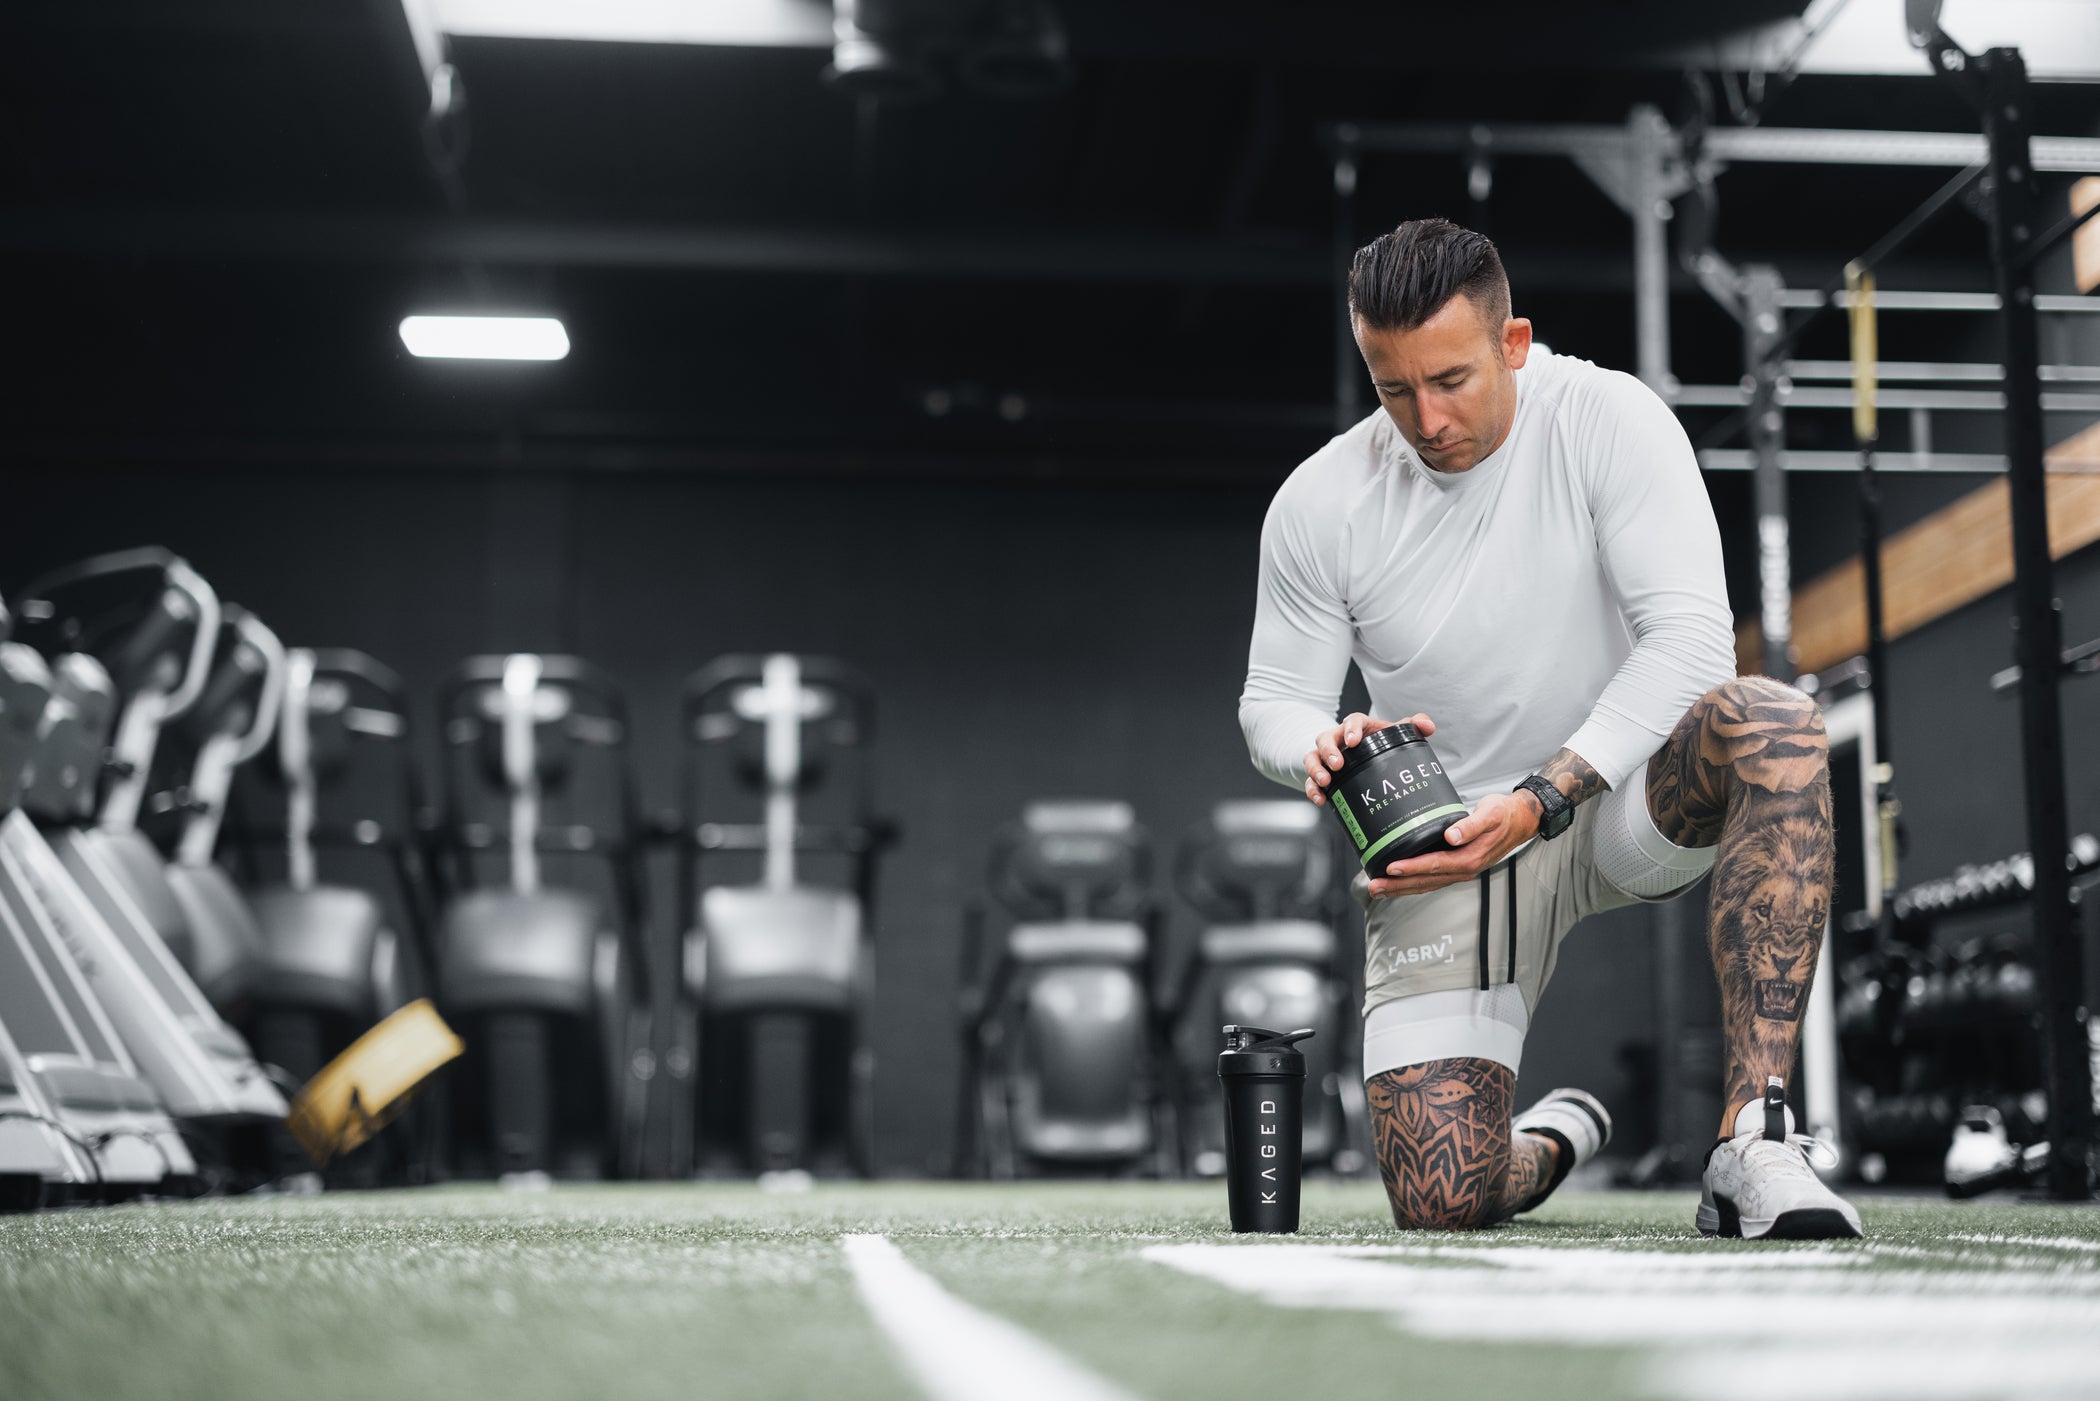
[1217,1024,1314,1077]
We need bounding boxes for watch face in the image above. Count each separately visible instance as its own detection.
[1524,778,1571,838]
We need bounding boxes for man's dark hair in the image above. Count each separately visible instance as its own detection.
[1348,218,1511,337]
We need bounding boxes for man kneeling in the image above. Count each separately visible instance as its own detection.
[1238,218,1860,1240]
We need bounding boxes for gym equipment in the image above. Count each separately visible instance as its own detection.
[672,654,888,1177]
[957,800,1175,1178]
[0,599,191,1202]
[233,648,446,1180]
[1169,800,1349,1177]
[8,549,287,1133]
[430,654,652,1180]
[1834,835,2099,1186]
[0,1017,76,1210]
[151,606,286,1015]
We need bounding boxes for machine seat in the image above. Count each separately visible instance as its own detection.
[246,885,391,1016]
[1006,921,1146,965]
[440,888,608,1015]
[1012,1105,1150,1161]
[690,885,861,1014]
[1198,920,1335,966]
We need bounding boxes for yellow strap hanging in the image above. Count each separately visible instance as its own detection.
[1845,262,1878,445]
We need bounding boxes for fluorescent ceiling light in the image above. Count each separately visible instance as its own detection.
[399,315,571,361]
[428,0,830,48]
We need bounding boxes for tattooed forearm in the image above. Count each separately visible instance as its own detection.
[1536,748,1609,807]
[1367,1057,1558,1231]
[1645,677,1835,1133]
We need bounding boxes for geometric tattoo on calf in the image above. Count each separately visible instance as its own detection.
[1645,677,1835,1130]
[1367,1057,1557,1231]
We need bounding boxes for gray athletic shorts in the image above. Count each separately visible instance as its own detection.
[1357,758,1714,1080]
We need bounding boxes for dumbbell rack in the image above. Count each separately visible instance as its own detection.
[1836,836,2099,1189]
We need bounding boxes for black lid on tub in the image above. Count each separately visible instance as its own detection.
[1338,721,1425,771]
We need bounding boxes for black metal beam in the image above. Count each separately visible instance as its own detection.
[1975,46,2093,1202]
[0,206,1339,285]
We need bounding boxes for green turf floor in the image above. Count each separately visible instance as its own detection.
[3,1182,2097,1401]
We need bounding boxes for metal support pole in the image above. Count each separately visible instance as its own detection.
[1979,47,2093,1200]
[1333,134,1362,432]
[1742,266,1793,681]
[1629,106,1674,395]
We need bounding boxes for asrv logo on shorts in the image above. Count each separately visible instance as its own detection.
[1369,934,1456,982]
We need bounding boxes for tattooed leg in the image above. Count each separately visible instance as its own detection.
[1367,1057,1559,1230]
[1644,676,1835,1138]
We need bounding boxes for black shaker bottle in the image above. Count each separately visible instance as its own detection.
[1218,1025,1314,1233]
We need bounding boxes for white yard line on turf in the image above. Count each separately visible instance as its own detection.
[841,1234,1142,1401]
[1142,1241,2100,1401]
[1946,1231,2100,1254]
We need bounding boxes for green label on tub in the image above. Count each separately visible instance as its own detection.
[1332,790,1369,851]
[1361,803,1468,865]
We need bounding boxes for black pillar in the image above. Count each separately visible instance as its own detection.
[1980,46,2093,1201]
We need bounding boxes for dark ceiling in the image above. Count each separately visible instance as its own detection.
[3,0,2095,480]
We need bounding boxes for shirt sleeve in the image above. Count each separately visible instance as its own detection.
[1559,373,1738,791]
[1238,480,1356,790]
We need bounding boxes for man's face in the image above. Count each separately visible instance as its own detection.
[1356,294,1531,474]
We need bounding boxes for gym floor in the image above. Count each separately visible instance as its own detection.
[6,1182,2096,1401]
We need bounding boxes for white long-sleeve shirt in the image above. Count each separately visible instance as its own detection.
[1239,349,1736,804]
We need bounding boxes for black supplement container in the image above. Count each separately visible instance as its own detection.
[1218,1025,1313,1233]
[1327,722,1466,875]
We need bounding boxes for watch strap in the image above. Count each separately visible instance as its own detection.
[1516,775,1574,840]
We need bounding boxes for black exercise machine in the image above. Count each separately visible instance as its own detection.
[8,551,288,1161]
[235,648,439,1180]
[430,654,653,1180]
[0,597,193,1202]
[957,801,1176,1178]
[1168,800,1353,1177]
[671,654,889,1177]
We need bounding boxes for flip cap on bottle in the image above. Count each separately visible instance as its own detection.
[1217,1025,1314,1078]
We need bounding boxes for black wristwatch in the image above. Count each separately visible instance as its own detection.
[1515,775,1574,841]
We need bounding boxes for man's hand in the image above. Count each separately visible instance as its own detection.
[1302,711,1436,807]
[1367,789,1543,899]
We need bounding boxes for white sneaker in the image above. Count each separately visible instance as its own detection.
[1698,1078,1863,1240]
[1511,1087,1611,1213]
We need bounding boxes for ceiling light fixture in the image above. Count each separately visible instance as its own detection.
[399,315,571,361]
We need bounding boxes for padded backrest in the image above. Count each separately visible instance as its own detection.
[440,657,628,809]
[0,643,54,812]
[457,677,583,794]
[18,655,118,824]
[1178,799,1334,923]
[991,801,1150,922]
